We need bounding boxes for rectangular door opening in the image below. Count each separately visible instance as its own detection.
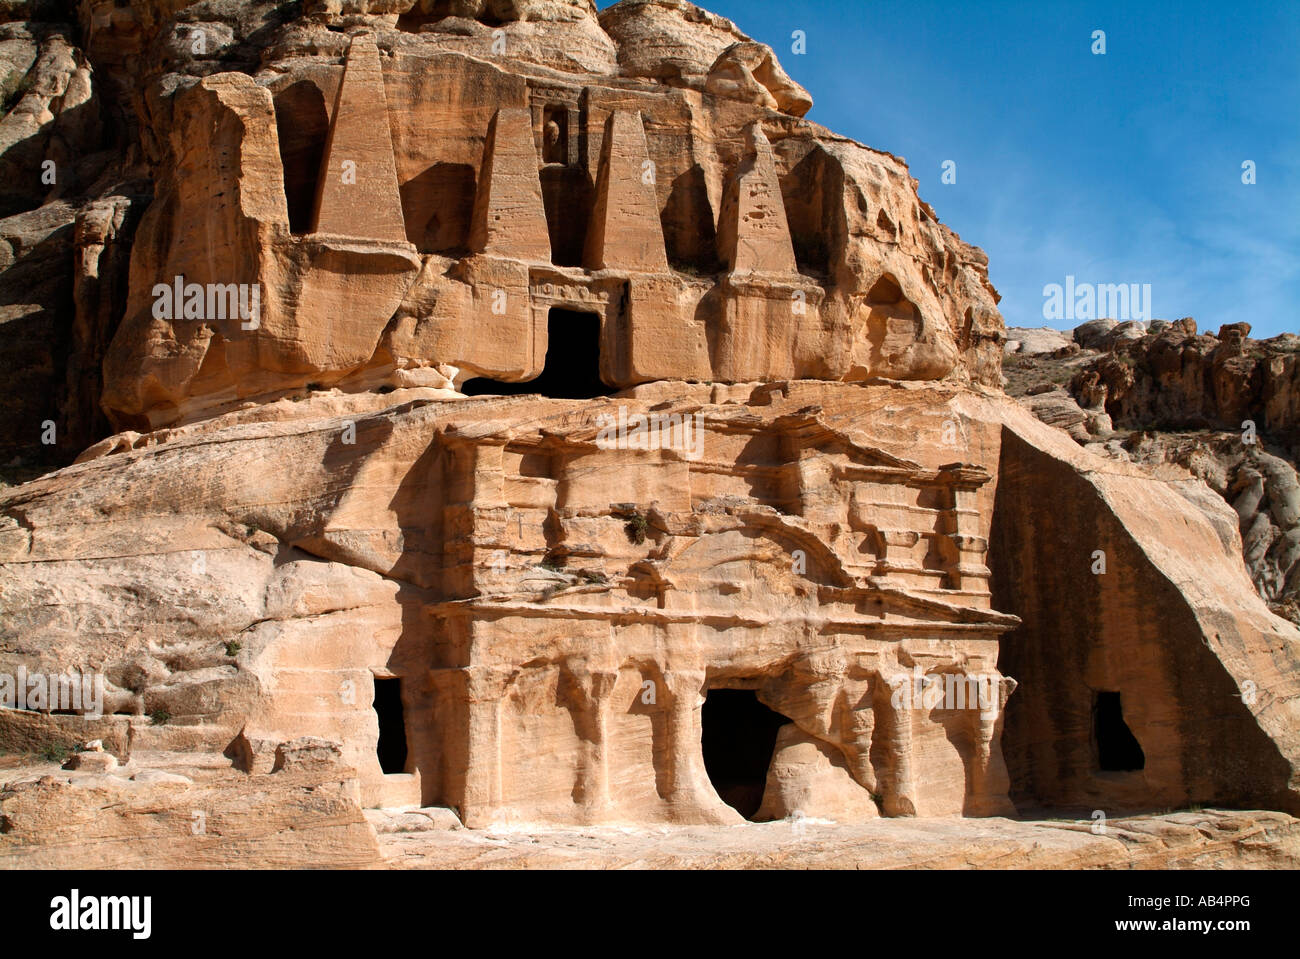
[462,308,614,399]
[1094,690,1145,771]
[373,676,408,775]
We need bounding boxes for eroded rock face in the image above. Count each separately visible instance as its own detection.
[705,41,812,118]
[0,10,140,471]
[0,737,383,868]
[1126,436,1300,627]
[5,380,1300,833]
[989,419,1300,816]
[600,0,750,82]
[1006,321,1300,627]
[0,0,1005,443]
[1075,320,1300,449]
[1,383,1027,822]
[1,1,1298,866]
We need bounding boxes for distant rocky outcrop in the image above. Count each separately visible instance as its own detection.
[1006,319,1300,625]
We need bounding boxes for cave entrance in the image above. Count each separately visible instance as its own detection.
[1094,691,1145,771]
[701,688,791,821]
[373,676,408,775]
[462,309,613,399]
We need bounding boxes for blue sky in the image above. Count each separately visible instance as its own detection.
[600,0,1299,337]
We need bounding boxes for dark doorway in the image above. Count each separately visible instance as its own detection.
[462,309,612,399]
[701,688,791,820]
[1094,691,1145,771]
[274,81,329,235]
[373,676,408,774]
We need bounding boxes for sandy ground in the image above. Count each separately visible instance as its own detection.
[372,808,1300,869]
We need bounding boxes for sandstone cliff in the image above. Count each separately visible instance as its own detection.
[1,0,1004,477]
[1,1,1298,869]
